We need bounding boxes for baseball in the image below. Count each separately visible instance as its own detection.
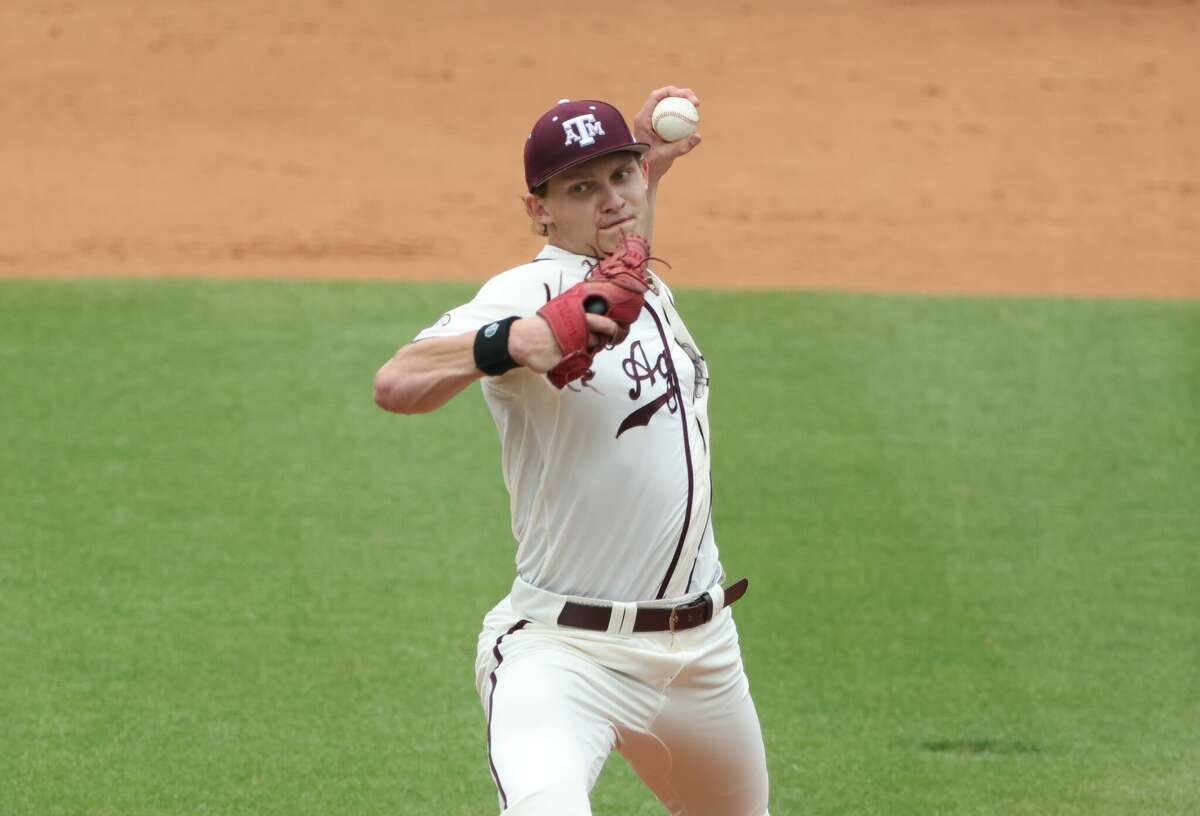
[651,96,700,142]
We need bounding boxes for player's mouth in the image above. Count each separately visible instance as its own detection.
[598,217,635,231]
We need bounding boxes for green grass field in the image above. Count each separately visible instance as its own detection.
[2,279,1197,815]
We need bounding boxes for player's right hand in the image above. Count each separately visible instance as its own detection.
[633,86,703,186]
[509,314,622,375]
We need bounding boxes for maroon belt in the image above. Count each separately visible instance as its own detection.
[556,578,750,633]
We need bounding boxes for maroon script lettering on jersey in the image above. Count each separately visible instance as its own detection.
[616,339,679,438]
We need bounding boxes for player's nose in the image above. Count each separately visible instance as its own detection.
[598,182,624,212]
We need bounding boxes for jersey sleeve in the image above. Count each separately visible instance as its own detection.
[413,265,550,342]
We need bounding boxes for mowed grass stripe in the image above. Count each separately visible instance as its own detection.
[1,279,1197,816]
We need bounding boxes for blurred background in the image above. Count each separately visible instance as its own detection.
[4,0,1198,296]
[4,3,1199,814]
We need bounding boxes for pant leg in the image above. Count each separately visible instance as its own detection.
[619,610,771,816]
[477,615,620,816]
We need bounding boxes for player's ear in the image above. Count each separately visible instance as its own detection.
[640,157,650,189]
[524,193,554,229]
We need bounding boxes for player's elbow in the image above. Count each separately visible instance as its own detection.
[373,368,421,414]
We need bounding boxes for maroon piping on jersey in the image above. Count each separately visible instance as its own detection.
[685,480,715,594]
[645,303,695,599]
[486,620,529,809]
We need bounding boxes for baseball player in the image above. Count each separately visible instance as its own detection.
[374,87,770,815]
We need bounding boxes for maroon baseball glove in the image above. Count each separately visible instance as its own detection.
[537,233,652,389]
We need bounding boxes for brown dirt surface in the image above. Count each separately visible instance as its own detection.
[4,0,1198,298]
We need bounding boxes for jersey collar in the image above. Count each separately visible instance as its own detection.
[534,242,664,295]
[534,243,594,263]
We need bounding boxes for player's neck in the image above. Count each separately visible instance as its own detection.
[546,238,600,260]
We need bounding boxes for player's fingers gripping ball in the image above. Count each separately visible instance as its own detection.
[651,96,700,142]
[538,233,652,389]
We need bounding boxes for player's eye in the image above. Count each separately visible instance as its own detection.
[568,182,590,194]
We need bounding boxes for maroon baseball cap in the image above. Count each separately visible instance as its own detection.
[524,99,650,193]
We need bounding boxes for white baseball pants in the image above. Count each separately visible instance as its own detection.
[474,593,770,815]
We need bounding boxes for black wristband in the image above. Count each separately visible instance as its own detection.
[473,316,521,376]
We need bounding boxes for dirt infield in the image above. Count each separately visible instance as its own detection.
[4,1,1198,297]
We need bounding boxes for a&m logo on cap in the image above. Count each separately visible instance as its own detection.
[562,113,605,148]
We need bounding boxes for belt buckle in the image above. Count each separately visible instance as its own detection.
[668,594,709,633]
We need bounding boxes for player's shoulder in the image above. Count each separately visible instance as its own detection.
[649,270,678,306]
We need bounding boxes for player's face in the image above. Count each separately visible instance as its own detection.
[534,152,649,256]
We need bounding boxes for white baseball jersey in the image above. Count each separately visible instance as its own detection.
[415,244,722,603]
